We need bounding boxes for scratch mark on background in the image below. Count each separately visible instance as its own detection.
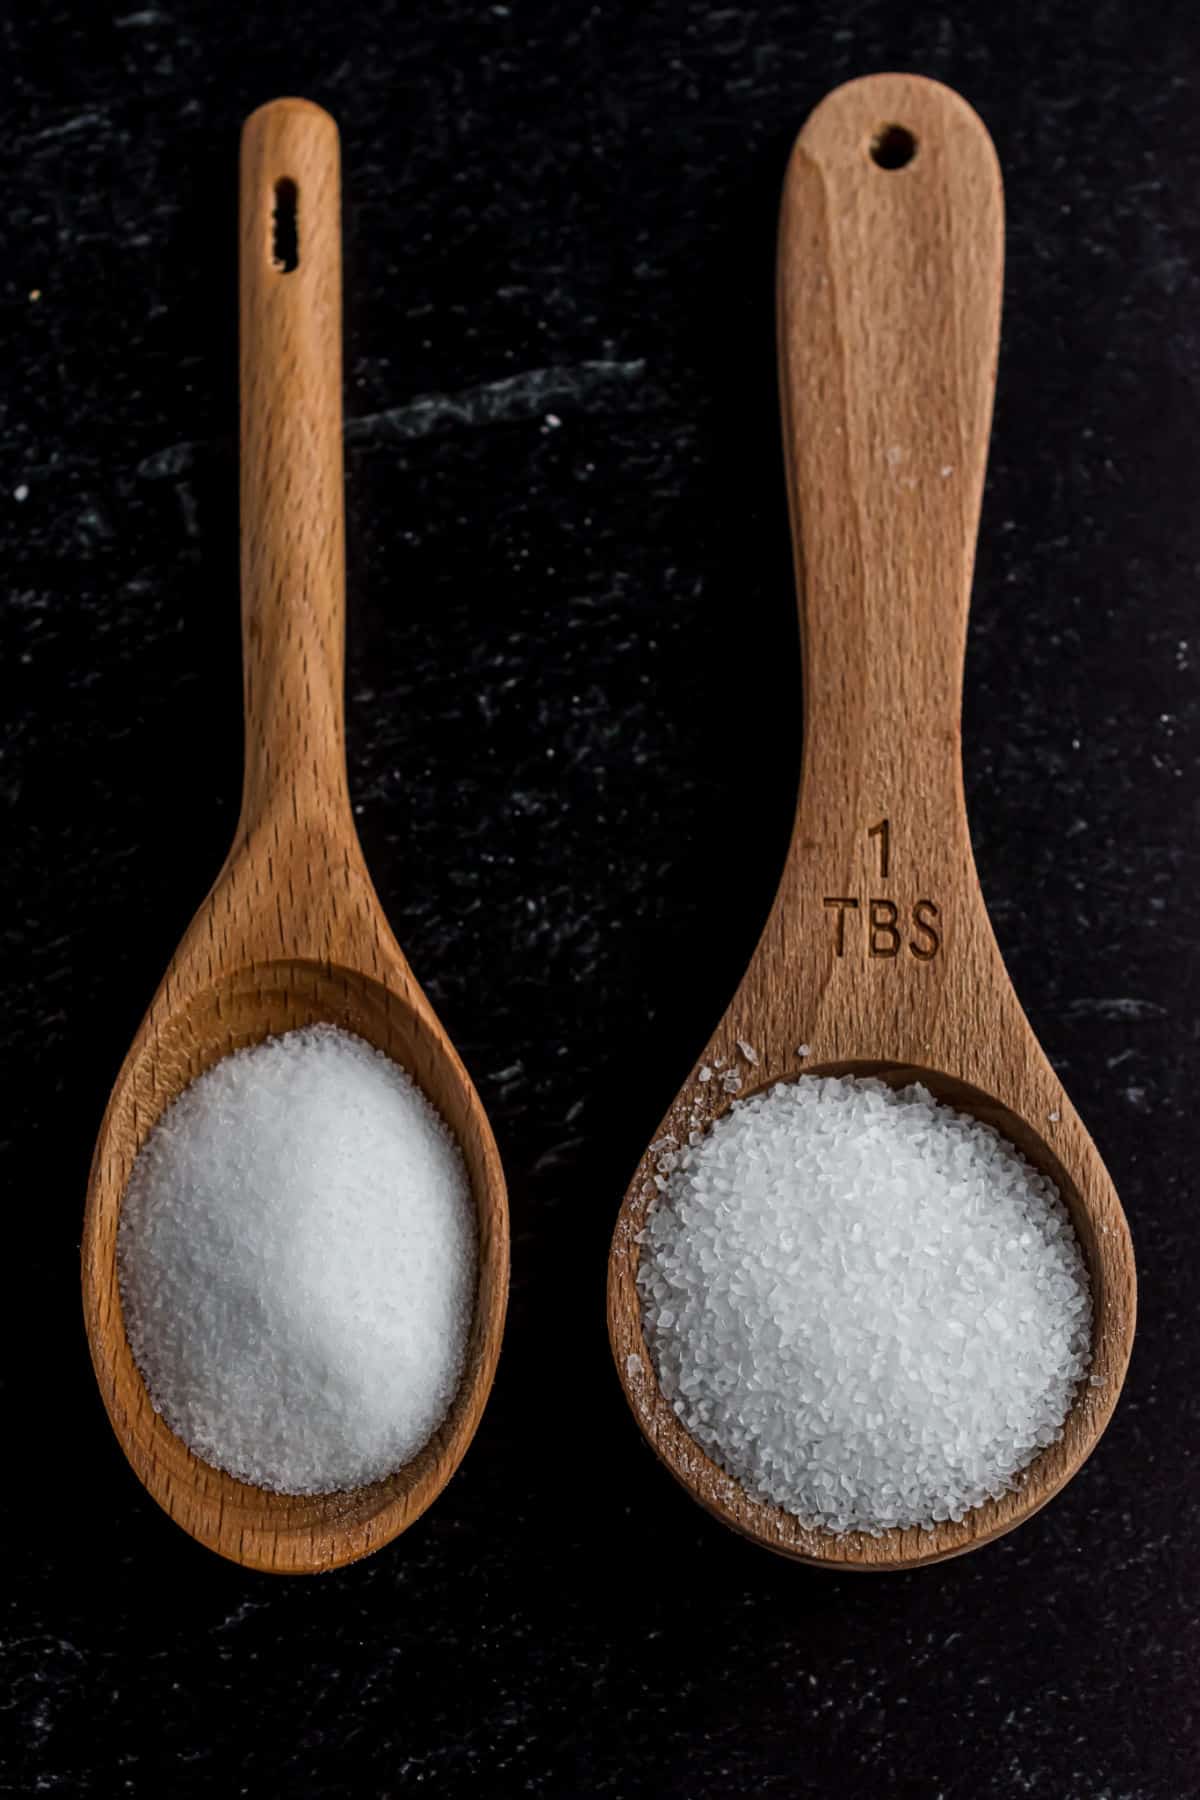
[136,358,654,482]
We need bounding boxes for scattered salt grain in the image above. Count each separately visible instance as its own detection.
[626,1354,643,1379]
[721,1071,742,1094]
[698,1066,713,1084]
[636,1075,1091,1535]
[118,1025,476,1494]
[736,1040,759,1065]
[796,1044,811,1058]
[13,484,28,502]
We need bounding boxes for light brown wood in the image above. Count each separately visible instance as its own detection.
[81,99,509,1574]
[607,74,1136,1570]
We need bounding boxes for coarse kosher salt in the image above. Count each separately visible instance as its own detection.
[118,1025,476,1494]
[636,1075,1091,1535]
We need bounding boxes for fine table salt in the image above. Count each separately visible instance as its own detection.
[118,1025,475,1494]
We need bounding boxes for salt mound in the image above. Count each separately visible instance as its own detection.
[636,1075,1091,1535]
[118,1025,476,1494]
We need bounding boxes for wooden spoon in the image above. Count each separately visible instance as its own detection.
[81,99,509,1574]
[607,73,1135,1570]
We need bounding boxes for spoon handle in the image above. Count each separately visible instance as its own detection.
[238,99,348,833]
[778,74,1003,902]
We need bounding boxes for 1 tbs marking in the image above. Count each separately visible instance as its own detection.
[823,822,942,961]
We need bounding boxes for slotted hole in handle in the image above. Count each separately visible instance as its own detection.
[272,177,299,272]
[869,124,917,170]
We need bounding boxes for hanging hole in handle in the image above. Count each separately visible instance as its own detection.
[869,124,917,170]
[272,177,299,272]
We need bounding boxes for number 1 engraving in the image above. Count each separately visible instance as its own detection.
[868,818,889,879]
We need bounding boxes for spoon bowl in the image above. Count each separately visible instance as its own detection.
[81,100,509,1572]
[85,957,507,1573]
[607,74,1135,1569]
[611,1051,1129,1569]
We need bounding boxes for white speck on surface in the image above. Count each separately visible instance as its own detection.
[13,485,28,502]
[886,445,904,466]
[736,1040,759,1064]
[940,464,954,477]
[28,288,41,302]
[118,1025,477,1495]
[698,1065,713,1083]
[721,1071,742,1094]
[1048,1110,1061,1123]
[625,1353,643,1379]
[637,1075,1091,1536]
[544,412,561,427]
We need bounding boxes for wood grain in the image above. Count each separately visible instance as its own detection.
[81,99,510,1574]
[607,74,1136,1570]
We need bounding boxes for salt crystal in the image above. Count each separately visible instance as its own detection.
[698,1066,713,1084]
[118,1025,476,1495]
[13,485,28,502]
[796,1044,811,1058]
[736,1040,759,1065]
[626,1353,643,1379]
[1048,1110,1061,1123]
[636,1075,1091,1536]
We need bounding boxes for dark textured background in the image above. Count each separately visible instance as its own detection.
[4,2,1198,1794]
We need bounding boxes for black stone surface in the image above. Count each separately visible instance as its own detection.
[4,3,1198,1794]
